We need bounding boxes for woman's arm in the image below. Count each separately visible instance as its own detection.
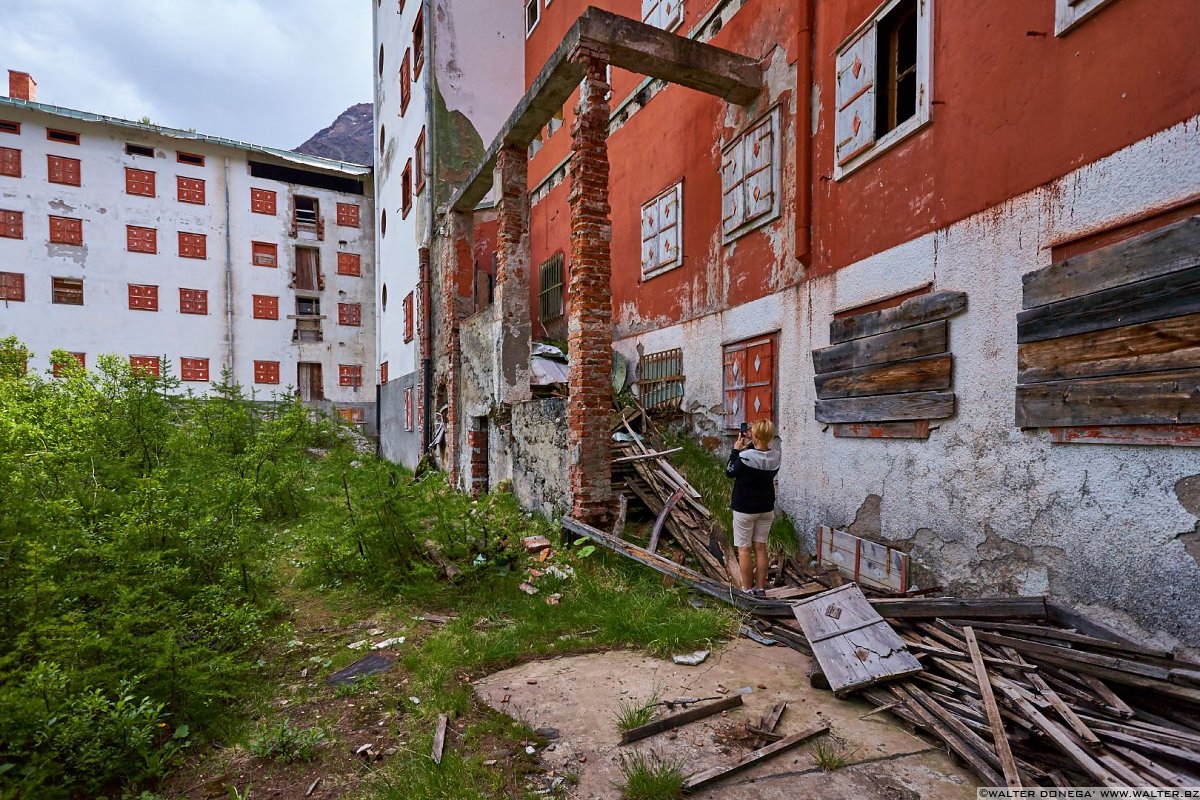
[726,436,747,478]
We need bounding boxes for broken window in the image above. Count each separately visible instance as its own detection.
[525,0,540,36]
[179,288,208,315]
[251,188,277,215]
[338,302,362,327]
[127,283,159,312]
[125,143,154,158]
[177,151,205,166]
[641,0,683,31]
[296,297,321,317]
[0,210,23,239]
[177,176,206,204]
[641,182,683,279]
[129,356,160,377]
[415,128,426,194]
[722,333,776,431]
[337,252,361,276]
[538,253,565,323]
[252,241,278,267]
[127,225,157,254]
[51,277,83,305]
[297,362,324,401]
[0,146,20,177]
[336,202,360,227]
[638,347,685,412]
[0,120,19,135]
[412,10,425,76]
[254,360,280,385]
[401,160,413,218]
[292,195,323,238]
[48,215,82,246]
[293,247,321,290]
[834,0,930,178]
[47,155,81,186]
[178,231,207,259]
[47,129,80,145]
[0,271,25,302]
[339,364,363,387]
[721,107,780,243]
[180,357,209,382]
[403,291,415,341]
[125,167,155,197]
[252,294,279,320]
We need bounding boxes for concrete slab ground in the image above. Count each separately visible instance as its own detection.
[474,639,979,800]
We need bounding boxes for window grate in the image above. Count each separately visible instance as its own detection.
[538,253,565,323]
[638,347,685,412]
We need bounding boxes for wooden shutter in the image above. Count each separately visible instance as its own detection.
[339,302,362,326]
[177,176,205,204]
[403,292,414,341]
[380,361,389,385]
[125,167,155,196]
[47,155,81,186]
[129,356,160,377]
[0,146,20,177]
[254,360,280,384]
[835,29,877,167]
[180,357,210,381]
[49,216,82,245]
[656,184,681,269]
[127,225,157,253]
[744,337,776,424]
[128,284,159,311]
[720,141,744,237]
[179,232,207,259]
[744,114,776,221]
[337,252,361,276]
[0,271,25,301]
[405,387,414,431]
[339,364,362,387]
[251,188,276,215]
[336,202,360,227]
[252,294,279,320]
[179,288,208,314]
[0,210,23,239]
[252,241,278,267]
[723,346,748,430]
[660,0,683,30]
[640,194,660,274]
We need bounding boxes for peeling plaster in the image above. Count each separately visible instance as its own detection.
[46,243,88,265]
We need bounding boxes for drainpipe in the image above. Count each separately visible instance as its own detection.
[222,157,236,374]
[794,0,813,266]
[420,0,437,452]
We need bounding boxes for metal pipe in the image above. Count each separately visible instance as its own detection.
[222,157,236,374]
[420,0,437,454]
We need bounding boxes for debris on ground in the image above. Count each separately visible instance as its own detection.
[671,649,710,666]
[326,652,393,686]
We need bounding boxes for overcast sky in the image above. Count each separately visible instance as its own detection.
[0,0,372,150]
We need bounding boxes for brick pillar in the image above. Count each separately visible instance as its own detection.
[467,418,489,497]
[440,210,474,487]
[567,46,613,528]
[494,145,532,404]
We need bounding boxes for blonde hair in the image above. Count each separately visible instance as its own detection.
[750,419,775,448]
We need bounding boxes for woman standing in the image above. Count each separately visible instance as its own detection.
[725,419,781,597]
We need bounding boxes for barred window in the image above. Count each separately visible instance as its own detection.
[538,252,565,323]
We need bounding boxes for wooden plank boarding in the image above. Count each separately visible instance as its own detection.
[1023,216,1200,310]
[812,320,948,374]
[815,353,952,399]
[833,420,932,439]
[1017,312,1200,384]
[816,391,955,424]
[683,723,828,791]
[1015,368,1200,428]
[1046,424,1200,447]
[792,584,923,695]
[831,290,967,343]
[620,695,743,745]
[815,526,909,592]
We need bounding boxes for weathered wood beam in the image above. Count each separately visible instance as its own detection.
[815,391,955,424]
[815,353,952,399]
[812,320,948,374]
[1015,368,1200,428]
[869,596,1049,620]
[620,695,743,745]
[682,723,828,791]
[831,290,967,343]
[1017,312,1200,384]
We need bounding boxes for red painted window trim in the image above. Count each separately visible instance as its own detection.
[180,357,210,382]
[127,283,159,311]
[0,146,20,178]
[176,151,205,166]
[125,166,155,197]
[254,360,281,385]
[339,364,363,387]
[0,120,20,135]
[177,175,206,205]
[127,225,157,254]
[0,271,25,301]
[403,291,415,342]
[46,128,80,145]
[252,294,279,320]
[401,159,413,218]
[415,128,426,194]
[400,51,412,115]
[337,252,361,276]
[48,215,83,246]
[412,9,425,78]
[46,154,81,186]
[53,352,86,378]
[0,209,23,239]
[178,231,207,259]
[251,241,278,267]
[129,356,160,377]
[336,202,360,228]
[250,187,277,215]
[179,287,208,315]
[380,361,389,385]
[338,302,362,326]
[51,277,83,305]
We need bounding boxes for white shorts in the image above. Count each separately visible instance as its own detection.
[733,510,774,547]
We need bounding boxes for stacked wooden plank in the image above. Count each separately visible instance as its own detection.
[812,290,967,439]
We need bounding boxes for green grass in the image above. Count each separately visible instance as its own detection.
[617,750,686,800]
[247,719,327,764]
[614,690,662,734]
[810,737,850,772]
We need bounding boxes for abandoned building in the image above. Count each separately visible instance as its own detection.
[0,70,377,428]
[371,0,1200,650]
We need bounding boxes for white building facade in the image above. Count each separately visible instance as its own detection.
[0,87,377,429]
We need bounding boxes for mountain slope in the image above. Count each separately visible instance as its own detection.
[294,103,374,167]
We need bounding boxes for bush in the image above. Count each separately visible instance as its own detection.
[247,719,326,763]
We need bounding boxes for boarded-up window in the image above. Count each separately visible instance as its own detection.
[641,0,683,31]
[254,360,280,384]
[47,155,81,186]
[1016,215,1200,440]
[51,277,83,305]
[298,362,324,401]
[0,146,20,177]
[641,182,682,279]
[177,176,205,204]
[336,202,360,227]
[538,253,564,322]
[400,50,412,115]
[0,271,25,301]
[721,107,780,243]
[294,247,320,290]
[723,333,776,431]
[129,356,160,377]
[52,352,86,378]
[339,302,362,326]
[251,188,277,215]
[252,294,279,320]
[339,364,363,387]
[0,210,22,239]
[180,357,209,382]
[294,196,318,226]
[337,252,361,276]
[638,347,685,411]
[338,407,366,427]
[380,361,389,385]
[178,231,207,259]
[128,283,159,311]
[179,288,208,315]
[252,241,278,267]
[127,225,157,254]
[49,215,82,246]
[125,167,155,196]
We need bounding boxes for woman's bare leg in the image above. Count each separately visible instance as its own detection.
[738,546,754,590]
[753,541,769,589]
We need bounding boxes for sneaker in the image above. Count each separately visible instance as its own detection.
[749,588,767,599]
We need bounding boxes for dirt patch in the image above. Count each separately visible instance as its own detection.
[474,640,978,800]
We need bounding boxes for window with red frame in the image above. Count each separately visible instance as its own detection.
[0,120,19,135]
[0,210,22,239]
[380,361,389,385]
[177,176,205,204]
[252,294,279,320]
[404,387,413,431]
[0,271,24,301]
[47,155,80,186]
[178,231,207,259]
[180,357,209,382]
[339,364,363,387]
[128,283,159,311]
[403,291,414,342]
[52,352,85,378]
[125,167,155,196]
[413,9,425,76]
[49,215,82,246]
[400,51,412,115]
[415,129,426,193]
[250,187,276,215]
[337,252,361,276]
[127,225,157,254]
[254,360,280,384]
[129,356,160,377]
[401,160,413,217]
[179,288,208,314]
[251,241,278,267]
[337,407,366,426]
[176,151,205,166]
[47,129,80,145]
[0,146,20,177]
[336,202,360,227]
[51,277,83,305]
[338,302,362,326]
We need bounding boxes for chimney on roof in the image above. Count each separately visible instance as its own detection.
[8,70,37,102]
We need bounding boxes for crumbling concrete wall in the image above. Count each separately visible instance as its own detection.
[511,398,570,520]
[614,117,1200,650]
